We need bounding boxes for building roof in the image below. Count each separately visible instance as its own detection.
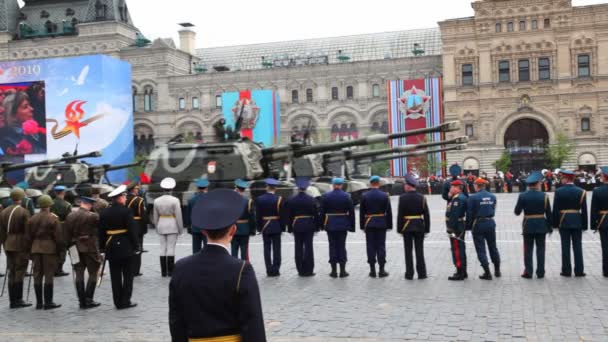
[195,27,441,72]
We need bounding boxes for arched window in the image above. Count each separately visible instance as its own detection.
[45,20,55,33]
[178,97,186,110]
[144,86,154,112]
[291,90,299,103]
[346,86,354,99]
[306,88,313,102]
[495,22,502,33]
[331,87,339,100]
[372,84,380,97]
[132,87,138,112]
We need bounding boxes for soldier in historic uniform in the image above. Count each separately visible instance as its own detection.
[99,185,139,309]
[397,174,430,280]
[50,185,72,277]
[91,186,110,213]
[467,178,501,280]
[553,170,588,277]
[64,196,102,309]
[255,178,286,277]
[232,179,256,261]
[126,181,148,277]
[0,188,32,308]
[360,175,392,278]
[0,181,36,216]
[185,179,209,254]
[25,195,63,310]
[170,189,266,342]
[154,177,184,277]
[446,179,468,281]
[285,177,320,277]
[442,164,467,202]
[514,171,552,279]
[591,166,608,277]
[320,178,355,278]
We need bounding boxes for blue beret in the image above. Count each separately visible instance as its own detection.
[15,181,28,190]
[234,179,250,189]
[54,185,66,192]
[601,166,608,175]
[560,170,575,176]
[265,178,281,186]
[332,177,345,185]
[369,175,381,183]
[405,174,418,187]
[80,196,97,204]
[295,177,310,189]
[196,178,209,188]
[449,164,462,177]
[526,171,543,184]
[191,189,246,230]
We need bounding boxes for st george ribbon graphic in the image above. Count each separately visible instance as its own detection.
[47,100,107,140]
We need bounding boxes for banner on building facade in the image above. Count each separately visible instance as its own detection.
[221,90,281,147]
[387,78,444,177]
[0,55,134,183]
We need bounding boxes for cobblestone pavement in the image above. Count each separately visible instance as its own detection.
[0,193,607,341]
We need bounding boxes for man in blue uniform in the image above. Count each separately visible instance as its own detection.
[255,178,286,277]
[591,166,608,278]
[185,179,209,254]
[286,177,320,277]
[446,179,468,281]
[170,189,266,342]
[553,170,588,277]
[232,179,256,261]
[360,175,392,278]
[442,164,468,202]
[397,174,430,280]
[514,171,552,279]
[467,178,500,280]
[320,177,355,278]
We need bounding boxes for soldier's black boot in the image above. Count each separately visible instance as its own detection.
[34,284,43,310]
[368,263,377,278]
[43,284,61,310]
[84,280,101,309]
[448,269,465,281]
[12,283,32,308]
[76,281,86,308]
[54,268,69,277]
[339,263,349,278]
[167,256,175,277]
[378,264,389,278]
[494,263,501,278]
[160,256,167,277]
[479,265,493,280]
[329,263,338,278]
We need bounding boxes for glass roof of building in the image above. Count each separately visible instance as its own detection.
[195,27,441,72]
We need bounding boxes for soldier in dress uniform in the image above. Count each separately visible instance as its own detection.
[232,179,256,261]
[553,170,588,277]
[467,178,501,280]
[255,178,286,277]
[591,166,608,278]
[99,185,139,309]
[186,179,209,254]
[126,181,148,277]
[397,174,430,280]
[0,188,32,308]
[320,177,355,278]
[153,177,184,277]
[442,164,467,202]
[285,177,320,277]
[170,189,266,342]
[64,196,102,309]
[514,171,552,279]
[360,175,392,278]
[25,195,62,310]
[50,185,71,277]
[91,187,110,213]
[446,179,468,281]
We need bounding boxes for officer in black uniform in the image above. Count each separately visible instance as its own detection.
[360,175,392,278]
[446,179,468,281]
[397,174,430,280]
[170,189,266,342]
[255,178,286,277]
[591,166,608,277]
[99,185,139,309]
[126,181,148,277]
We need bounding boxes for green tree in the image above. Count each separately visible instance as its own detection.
[493,151,512,172]
[545,132,574,169]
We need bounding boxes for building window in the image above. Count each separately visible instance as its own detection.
[518,59,530,82]
[539,57,550,80]
[495,23,502,33]
[507,22,514,32]
[346,86,354,99]
[215,95,222,109]
[519,20,526,31]
[544,18,551,29]
[462,64,474,86]
[465,124,474,137]
[531,20,538,30]
[144,86,153,112]
[372,84,380,97]
[578,54,590,77]
[132,87,138,112]
[178,98,186,110]
[306,88,313,102]
[292,90,299,103]
[499,60,510,82]
[581,118,591,132]
[192,97,199,109]
[95,0,107,20]
[331,87,339,100]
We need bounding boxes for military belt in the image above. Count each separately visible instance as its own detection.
[403,215,423,220]
[261,216,280,233]
[524,215,545,219]
[596,211,608,230]
[292,215,313,226]
[236,219,249,224]
[445,218,465,222]
[364,214,385,229]
[133,216,141,220]
[188,335,241,342]
[599,211,608,215]
[105,229,128,247]
[560,210,580,214]
[159,215,175,218]
[324,213,348,226]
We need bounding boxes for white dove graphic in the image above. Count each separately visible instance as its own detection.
[71,65,89,86]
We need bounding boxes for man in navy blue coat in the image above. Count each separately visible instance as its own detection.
[467,178,500,280]
[446,179,468,281]
[185,179,209,254]
[320,177,355,278]
[255,178,286,277]
[232,179,256,261]
[285,177,320,277]
[360,175,392,278]
[591,167,608,278]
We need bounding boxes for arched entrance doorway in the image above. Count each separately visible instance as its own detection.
[504,118,548,173]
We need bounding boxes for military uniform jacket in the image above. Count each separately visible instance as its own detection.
[51,198,72,222]
[127,194,148,234]
[591,184,608,231]
[98,204,138,261]
[446,193,467,234]
[93,198,109,214]
[552,184,588,230]
[169,245,266,342]
[236,196,256,236]
[442,177,468,201]
[64,208,100,253]
[2,197,35,216]
[397,191,430,234]
[185,192,204,234]
[514,190,552,234]
[285,192,320,234]
[255,192,286,235]
[466,190,497,232]
[359,188,392,231]
[153,195,184,235]
[25,211,63,254]
[0,204,31,252]
[320,189,355,232]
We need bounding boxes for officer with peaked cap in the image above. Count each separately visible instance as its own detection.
[320,177,355,278]
[591,166,608,277]
[255,178,286,277]
[397,174,430,280]
[360,175,392,278]
[154,177,184,277]
[186,178,210,254]
[232,179,256,261]
[467,178,500,280]
[170,189,266,342]
[514,171,552,279]
[446,179,468,281]
[126,180,148,277]
[99,184,139,309]
[553,169,588,277]
[50,185,72,277]
[285,177,320,276]
[0,188,32,308]
[442,164,467,202]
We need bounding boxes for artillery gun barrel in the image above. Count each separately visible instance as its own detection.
[95,161,145,172]
[2,151,102,172]
[363,144,468,164]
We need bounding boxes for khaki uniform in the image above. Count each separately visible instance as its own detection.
[0,204,31,285]
[64,208,101,284]
[93,198,109,214]
[25,212,62,285]
[50,197,72,271]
